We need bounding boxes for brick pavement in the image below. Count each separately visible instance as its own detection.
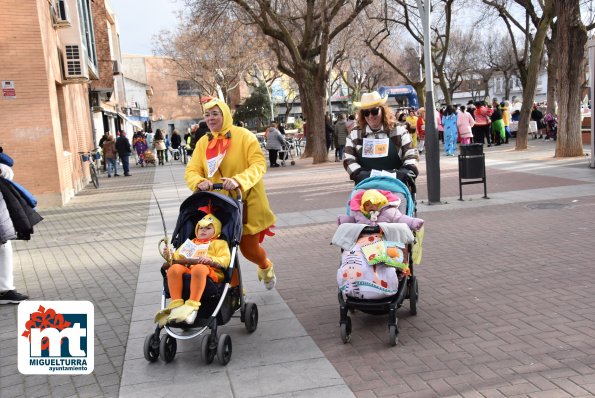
[1,139,595,397]
[0,164,156,398]
[265,140,595,398]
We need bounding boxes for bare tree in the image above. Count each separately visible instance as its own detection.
[442,29,475,103]
[364,1,426,104]
[553,0,590,157]
[153,16,259,107]
[187,0,374,163]
[485,33,520,101]
[482,0,555,150]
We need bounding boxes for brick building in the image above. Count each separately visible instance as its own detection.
[142,56,203,136]
[0,0,100,207]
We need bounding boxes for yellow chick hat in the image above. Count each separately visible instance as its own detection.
[195,213,222,238]
[360,189,389,214]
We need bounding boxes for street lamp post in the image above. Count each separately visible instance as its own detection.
[416,0,441,204]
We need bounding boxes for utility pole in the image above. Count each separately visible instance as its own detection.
[416,0,441,204]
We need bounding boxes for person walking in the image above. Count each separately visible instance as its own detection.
[185,97,278,290]
[501,101,512,143]
[0,151,31,304]
[116,130,132,176]
[103,134,118,177]
[171,129,182,151]
[165,133,171,162]
[343,91,418,184]
[457,105,475,145]
[416,107,426,154]
[490,103,506,146]
[133,132,148,167]
[333,113,348,161]
[98,131,109,171]
[265,122,286,167]
[442,105,458,156]
[405,109,418,148]
[153,129,166,165]
[473,101,493,146]
[531,103,546,139]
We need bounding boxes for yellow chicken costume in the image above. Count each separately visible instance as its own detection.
[185,98,277,289]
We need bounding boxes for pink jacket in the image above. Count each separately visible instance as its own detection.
[457,112,475,138]
[473,106,492,126]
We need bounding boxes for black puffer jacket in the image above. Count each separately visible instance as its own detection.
[0,179,43,240]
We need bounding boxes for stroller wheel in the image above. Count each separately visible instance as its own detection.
[291,161,295,165]
[201,334,217,365]
[389,324,399,346]
[217,334,233,366]
[409,276,419,316]
[244,302,258,333]
[340,316,352,344]
[159,334,177,363]
[143,333,160,362]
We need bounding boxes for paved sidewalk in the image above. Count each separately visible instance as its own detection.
[1,140,595,397]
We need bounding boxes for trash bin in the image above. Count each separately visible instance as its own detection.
[458,143,488,200]
[459,144,484,179]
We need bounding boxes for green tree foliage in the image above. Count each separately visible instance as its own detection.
[234,84,272,131]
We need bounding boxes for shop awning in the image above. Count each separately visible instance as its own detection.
[118,113,143,129]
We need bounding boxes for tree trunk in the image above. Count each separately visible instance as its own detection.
[554,0,586,157]
[437,74,451,105]
[413,82,425,109]
[546,22,558,116]
[298,72,329,163]
[515,12,553,151]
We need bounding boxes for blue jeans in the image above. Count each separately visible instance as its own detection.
[336,145,345,160]
[120,154,130,175]
[107,158,118,176]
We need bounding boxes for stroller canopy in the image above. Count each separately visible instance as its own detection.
[171,191,243,248]
[351,176,415,217]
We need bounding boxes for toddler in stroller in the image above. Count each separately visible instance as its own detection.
[332,176,423,346]
[154,211,230,327]
[144,187,259,366]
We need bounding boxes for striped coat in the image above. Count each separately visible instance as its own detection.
[343,124,419,183]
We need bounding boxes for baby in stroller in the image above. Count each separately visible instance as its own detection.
[340,188,424,230]
[154,211,230,327]
[332,175,422,345]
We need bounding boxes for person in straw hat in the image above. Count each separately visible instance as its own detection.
[343,91,419,184]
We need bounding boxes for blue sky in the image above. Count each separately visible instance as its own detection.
[109,0,184,55]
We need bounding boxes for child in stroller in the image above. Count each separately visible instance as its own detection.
[154,212,230,327]
[144,187,259,366]
[340,188,424,230]
[332,175,422,346]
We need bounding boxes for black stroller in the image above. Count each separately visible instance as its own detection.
[143,186,259,365]
[334,176,421,346]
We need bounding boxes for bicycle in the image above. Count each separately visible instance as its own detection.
[78,148,100,188]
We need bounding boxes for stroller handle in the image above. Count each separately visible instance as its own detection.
[211,183,243,201]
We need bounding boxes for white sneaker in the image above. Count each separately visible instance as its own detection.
[264,275,276,290]
[185,310,198,324]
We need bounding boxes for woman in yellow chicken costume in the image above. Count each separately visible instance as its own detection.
[185,97,277,289]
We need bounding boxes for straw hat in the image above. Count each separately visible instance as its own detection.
[353,91,388,109]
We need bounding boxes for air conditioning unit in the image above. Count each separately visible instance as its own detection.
[57,0,90,82]
[61,44,89,80]
[53,0,71,28]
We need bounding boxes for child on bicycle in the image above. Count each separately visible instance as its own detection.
[154,212,230,326]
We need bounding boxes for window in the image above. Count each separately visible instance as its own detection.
[177,80,201,96]
[77,0,97,69]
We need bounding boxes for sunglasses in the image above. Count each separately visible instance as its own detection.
[363,107,381,117]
